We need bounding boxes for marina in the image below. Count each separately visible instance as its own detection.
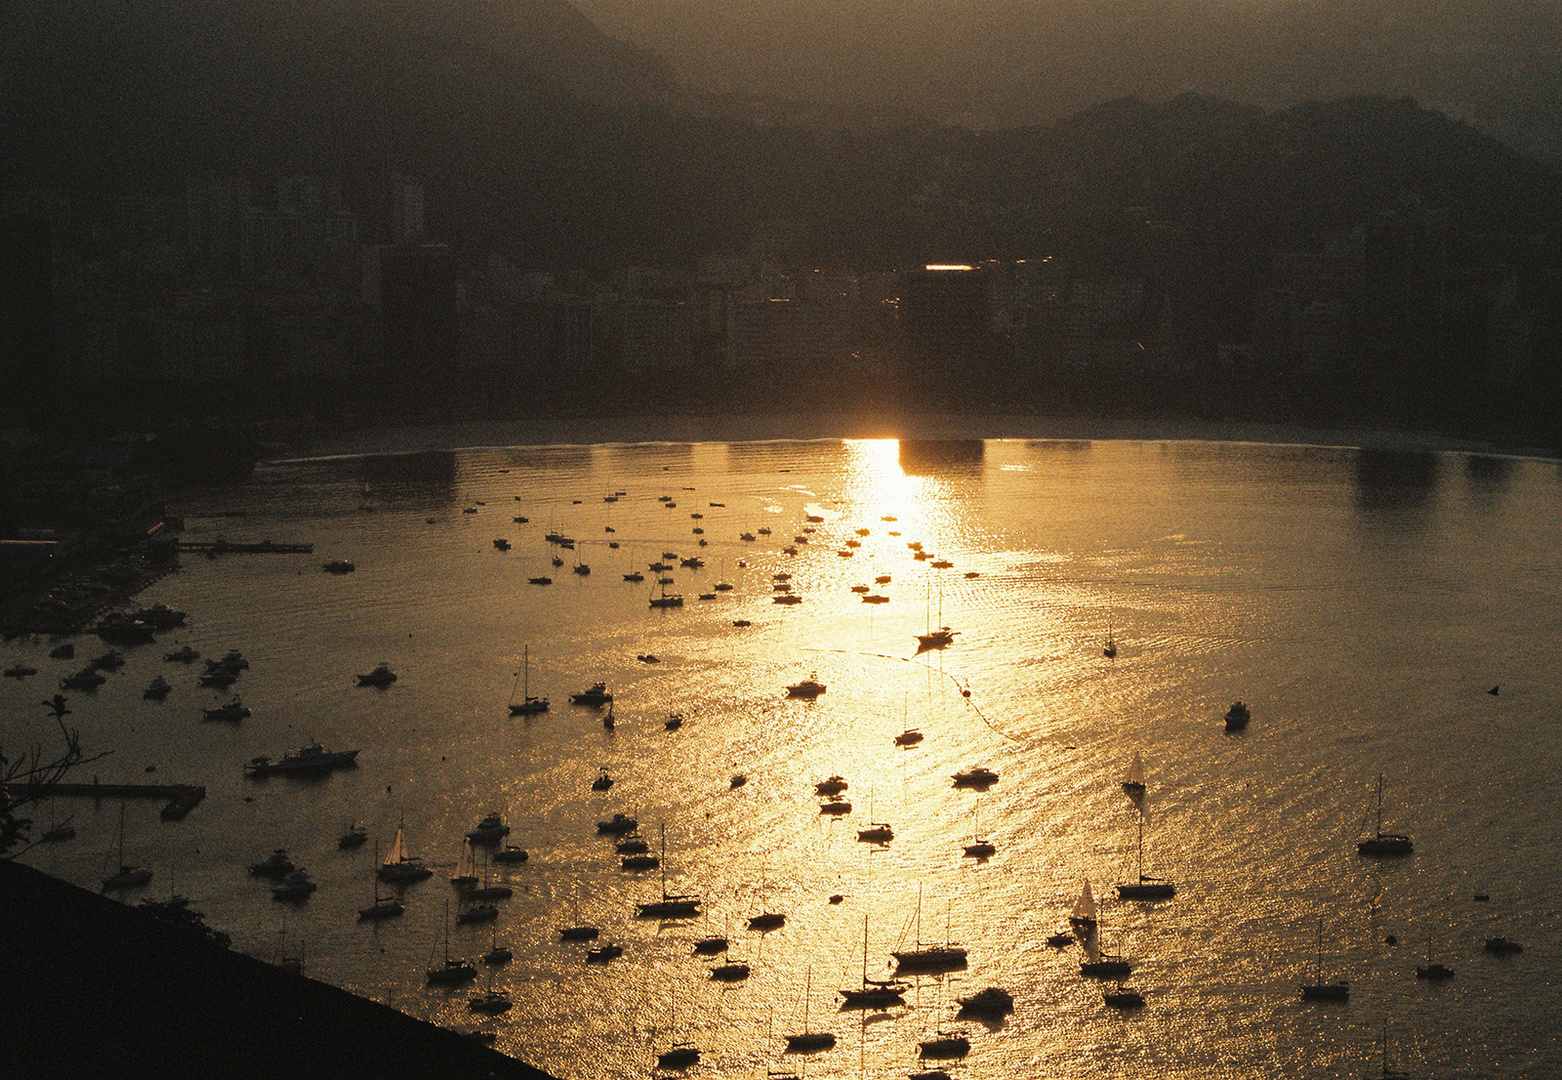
[5,435,1560,1080]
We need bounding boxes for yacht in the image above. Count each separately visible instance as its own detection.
[245,742,359,776]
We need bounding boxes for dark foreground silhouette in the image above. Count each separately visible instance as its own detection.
[0,860,554,1080]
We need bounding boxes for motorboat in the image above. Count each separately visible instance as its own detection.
[711,960,750,982]
[815,776,848,797]
[586,944,624,963]
[1224,701,1250,731]
[61,669,106,690]
[1104,988,1145,1008]
[616,838,650,855]
[465,814,511,843]
[356,664,397,687]
[249,849,297,879]
[592,770,614,791]
[596,813,639,836]
[457,903,499,924]
[956,987,1014,1021]
[962,839,996,859]
[245,742,359,776]
[203,697,251,722]
[4,664,38,678]
[143,675,172,700]
[559,926,599,941]
[819,800,852,816]
[895,729,924,747]
[858,822,893,844]
[773,594,802,604]
[786,674,827,699]
[665,712,684,730]
[323,560,356,574]
[917,1033,970,1059]
[338,824,369,849]
[570,682,613,707]
[164,645,200,663]
[271,871,317,901]
[491,846,529,864]
[951,767,998,789]
[528,576,553,585]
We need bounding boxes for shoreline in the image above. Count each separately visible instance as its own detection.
[0,860,556,1080]
[274,412,1560,464]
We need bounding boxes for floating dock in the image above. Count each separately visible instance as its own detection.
[177,539,313,555]
[21,781,207,820]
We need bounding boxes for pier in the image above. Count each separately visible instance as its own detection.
[21,780,207,820]
[177,539,314,555]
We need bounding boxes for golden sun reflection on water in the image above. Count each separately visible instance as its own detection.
[8,438,1562,1080]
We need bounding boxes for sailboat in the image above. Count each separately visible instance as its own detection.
[747,862,786,931]
[914,577,958,653]
[635,824,701,918]
[101,804,152,891]
[1103,625,1117,659]
[656,990,700,1069]
[1300,918,1349,1000]
[452,838,479,890]
[358,841,405,921]
[1121,751,1146,795]
[892,889,968,974]
[1357,773,1414,856]
[426,900,477,984]
[1069,879,1098,928]
[1115,813,1176,899]
[1415,932,1455,981]
[508,645,549,716]
[961,800,995,859]
[1373,1020,1412,1080]
[840,915,909,1007]
[784,969,837,1052]
[648,579,684,608]
[1079,927,1133,978]
[378,823,434,882]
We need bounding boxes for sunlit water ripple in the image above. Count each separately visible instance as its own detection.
[7,437,1562,1079]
